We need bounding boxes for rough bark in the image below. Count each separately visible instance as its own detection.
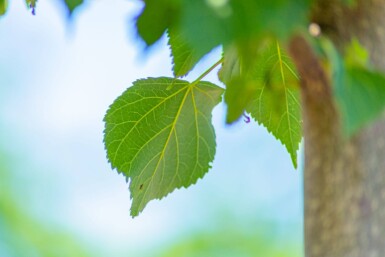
[289,1,385,256]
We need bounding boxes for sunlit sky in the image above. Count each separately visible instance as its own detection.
[0,0,303,255]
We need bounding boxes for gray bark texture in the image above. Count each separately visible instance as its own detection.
[289,1,385,256]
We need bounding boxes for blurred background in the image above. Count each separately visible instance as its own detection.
[0,0,303,256]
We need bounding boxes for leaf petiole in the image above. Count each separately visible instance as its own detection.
[191,57,224,85]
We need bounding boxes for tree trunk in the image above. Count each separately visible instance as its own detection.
[289,1,385,256]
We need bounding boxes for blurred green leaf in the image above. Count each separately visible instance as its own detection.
[224,76,258,123]
[104,77,223,216]
[218,45,239,85]
[0,0,7,16]
[136,0,310,56]
[178,0,227,59]
[136,0,180,46]
[180,0,310,57]
[219,44,255,123]
[335,67,385,136]
[321,37,385,136]
[229,0,310,40]
[219,41,301,168]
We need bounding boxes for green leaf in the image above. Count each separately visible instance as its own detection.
[230,0,310,40]
[219,41,301,167]
[0,0,7,16]
[225,76,259,123]
[246,42,302,168]
[218,45,240,85]
[179,0,226,58]
[335,67,385,136]
[219,44,257,123]
[321,37,385,136]
[168,28,207,77]
[246,43,302,168]
[104,77,223,216]
[180,0,310,57]
[136,0,180,46]
[63,0,84,15]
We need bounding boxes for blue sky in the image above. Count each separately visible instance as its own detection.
[0,0,303,255]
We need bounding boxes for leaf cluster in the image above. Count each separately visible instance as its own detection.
[2,0,385,217]
[103,0,385,216]
[104,0,309,216]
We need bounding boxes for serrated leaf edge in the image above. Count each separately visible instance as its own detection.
[103,78,223,216]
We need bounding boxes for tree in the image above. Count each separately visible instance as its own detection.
[293,2,385,256]
[2,0,385,256]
